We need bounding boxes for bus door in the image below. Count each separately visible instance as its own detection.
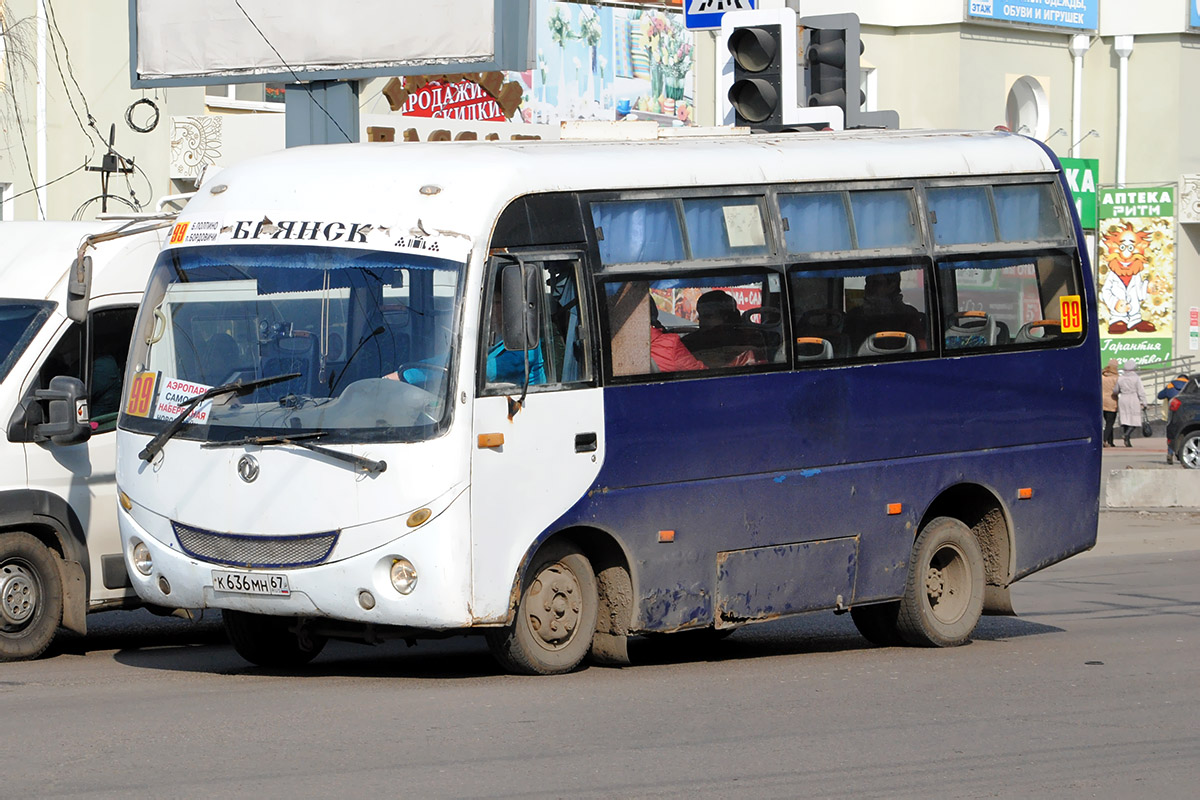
[469,252,604,621]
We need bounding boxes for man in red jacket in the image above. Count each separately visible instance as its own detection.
[650,303,705,373]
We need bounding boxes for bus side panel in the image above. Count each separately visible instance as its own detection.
[542,343,1099,632]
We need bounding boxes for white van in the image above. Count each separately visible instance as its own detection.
[1,221,165,660]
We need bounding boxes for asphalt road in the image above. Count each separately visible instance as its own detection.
[2,513,1197,799]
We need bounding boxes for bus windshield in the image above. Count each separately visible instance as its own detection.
[120,244,464,445]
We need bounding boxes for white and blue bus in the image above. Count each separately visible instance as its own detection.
[115,129,1100,674]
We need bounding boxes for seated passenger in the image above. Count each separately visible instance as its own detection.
[680,290,765,368]
[849,273,925,348]
[485,290,546,385]
[650,303,704,373]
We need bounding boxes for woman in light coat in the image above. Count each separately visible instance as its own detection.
[1101,361,1119,447]
[1116,359,1147,447]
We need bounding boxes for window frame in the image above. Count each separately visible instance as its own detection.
[477,250,597,397]
[586,186,780,270]
[595,264,792,386]
[773,180,928,263]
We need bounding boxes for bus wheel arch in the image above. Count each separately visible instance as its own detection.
[493,528,633,673]
[918,483,1014,614]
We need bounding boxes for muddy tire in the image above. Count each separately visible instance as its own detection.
[487,542,598,675]
[897,517,985,647]
[0,532,64,662]
[850,601,903,646]
[222,610,326,668]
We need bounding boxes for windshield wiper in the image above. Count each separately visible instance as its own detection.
[201,431,387,475]
[137,372,301,463]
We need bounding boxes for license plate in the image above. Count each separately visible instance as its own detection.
[211,570,290,596]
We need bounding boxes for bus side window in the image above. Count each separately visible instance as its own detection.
[790,262,932,363]
[481,258,591,394]
[603,272,786,379]
[939,251,1083,351]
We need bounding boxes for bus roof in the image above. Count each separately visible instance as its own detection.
[174,129,1059,254]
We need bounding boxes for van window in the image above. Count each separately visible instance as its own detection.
[0,301,54,383]
[88,307,138,429]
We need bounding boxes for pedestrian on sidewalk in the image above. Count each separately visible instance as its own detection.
[1116,359,1147,447]
[1101,360,1119,447]
[1158,373,1189,463]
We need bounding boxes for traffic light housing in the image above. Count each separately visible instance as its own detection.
[718,8,799,129]
[801,14,899,130]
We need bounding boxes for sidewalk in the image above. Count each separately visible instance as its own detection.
[1100,421,1200,509]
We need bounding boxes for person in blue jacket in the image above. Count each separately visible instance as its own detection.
[1159,373,1190,464]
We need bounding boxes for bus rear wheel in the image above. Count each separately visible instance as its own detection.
[0,532,64,662]
[222,610,326,668]
[897,517,985,647]
[487,542,598,675]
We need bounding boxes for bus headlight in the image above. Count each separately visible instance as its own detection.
[389,558,418,595]
[132,541,153,576]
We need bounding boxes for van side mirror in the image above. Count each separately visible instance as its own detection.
[66,254,92,323]
[34,376,92,446]
[501,262,541,352]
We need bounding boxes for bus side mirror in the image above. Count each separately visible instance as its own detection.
[67,254,92,323]
[34,376,92,446]
[501,262,541,352]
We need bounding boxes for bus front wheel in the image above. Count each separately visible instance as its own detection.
[487,542,599,675]
[897,517,985,647]
[222,609,326,668]
[0,532,64,662]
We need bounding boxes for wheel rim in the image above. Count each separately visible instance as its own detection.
[1,561,40,629]
[524,561,583,652]
[1182,437,1200,469]
[923,543,971,625]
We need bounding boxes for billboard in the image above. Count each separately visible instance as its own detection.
[1097,186,1176,367]
[130,0,532,86]
[966,0,1097,31]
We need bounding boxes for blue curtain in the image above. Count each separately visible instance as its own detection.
[683,198,769,259]
[850,190,920,249]
[779,192,852,253]
[927,186,996,245]
[591,200,685,264]
[994,184,1064,241]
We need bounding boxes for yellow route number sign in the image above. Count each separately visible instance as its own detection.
[1059,295,1083,333]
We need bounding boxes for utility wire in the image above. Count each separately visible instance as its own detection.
[2,20,45,218]
[40,0,101,154]
[233,0,354,144]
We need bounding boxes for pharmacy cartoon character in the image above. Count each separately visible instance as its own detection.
[1100,221,1156,334]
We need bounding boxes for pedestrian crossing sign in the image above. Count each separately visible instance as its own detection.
[685,0,758,31]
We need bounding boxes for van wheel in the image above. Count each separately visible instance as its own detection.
[850,601,903,646]
[0,532,64,662]
[487,542,598,675]
[222,610,326,668]
[897,517,985,647]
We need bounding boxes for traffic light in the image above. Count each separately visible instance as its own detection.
[801,14,899,130]
[718,8,799,129]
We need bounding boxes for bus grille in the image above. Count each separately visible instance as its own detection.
[172,523,338,569]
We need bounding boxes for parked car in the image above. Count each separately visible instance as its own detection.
[1166,377,1200,469]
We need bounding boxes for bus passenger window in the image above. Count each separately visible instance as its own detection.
[591,200,685,264]
[603,271,786,379]
[938,251,1083,351]
[790,262,932,363]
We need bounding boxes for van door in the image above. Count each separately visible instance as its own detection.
[469,253,605,621]
[24,303,139,604]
